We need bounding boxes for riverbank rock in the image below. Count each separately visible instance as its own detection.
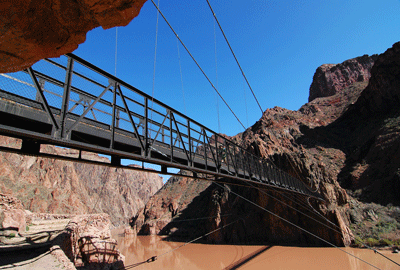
[0,0,147,73]
[56,213,125,269]
[134,41,400,247]
[1,194,124,269]
[0,193,27,235]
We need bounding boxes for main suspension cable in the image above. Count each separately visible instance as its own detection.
[150,0,246,130]
[205,0,264,114]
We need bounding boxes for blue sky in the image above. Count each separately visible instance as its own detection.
[74,0,400,138]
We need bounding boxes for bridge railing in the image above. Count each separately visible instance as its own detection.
[0,54,322,199]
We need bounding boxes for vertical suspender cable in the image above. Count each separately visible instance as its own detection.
[206,0,264,114]
[177,39,187,114]
[150,0,246,130]
[152,0,160,102]
[115,27,118,76]
[150,0,161,134]
[213,19,221,133]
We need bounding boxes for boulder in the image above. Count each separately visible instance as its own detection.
[0,0,147,73]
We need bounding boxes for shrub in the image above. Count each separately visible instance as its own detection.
[380,239,393,246]
[6,233,16,238]
[365,237,380,246]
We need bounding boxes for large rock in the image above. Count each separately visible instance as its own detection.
[1,209,26,234]
[55,213,124,269]
[0,0,147,73]
[309,54,378,102]
[0,193,26,234]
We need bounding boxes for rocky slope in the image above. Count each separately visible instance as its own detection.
[0,0,147,73]
[0,136,163,227]
[134,42,400,247]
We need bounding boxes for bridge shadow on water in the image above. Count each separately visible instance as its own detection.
[223,245,273,270]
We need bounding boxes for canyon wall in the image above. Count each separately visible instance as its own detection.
[0,136,163,227]
[134,42,400,247]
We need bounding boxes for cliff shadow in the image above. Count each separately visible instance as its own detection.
[297,104,400,205]
[158,181,218,242]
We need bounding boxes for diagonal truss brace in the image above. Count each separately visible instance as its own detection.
[27,67,60,131]
[65,83,112,135]
[170,112,191,164]
[116,83,146,152]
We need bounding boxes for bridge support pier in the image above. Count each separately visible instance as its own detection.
[111,156,121,166]
[21,140,40,155]
[161,165,167,174]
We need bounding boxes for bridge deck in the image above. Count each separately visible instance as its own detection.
[0,54,323,200]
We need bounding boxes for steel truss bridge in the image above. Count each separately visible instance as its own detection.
[0,54,323,200]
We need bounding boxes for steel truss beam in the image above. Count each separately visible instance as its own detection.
[0,53,324,200]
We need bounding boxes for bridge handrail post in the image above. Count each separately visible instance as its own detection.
[187,119,192,167]
[262,160,267,182]
[223,139,229,172]
[110,80,117,149]
[58,57,74,138]
[201,128,208,170]
[169,110,173,162]
[144,97,149,157]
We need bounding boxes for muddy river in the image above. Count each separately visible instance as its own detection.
[112,231,400,270]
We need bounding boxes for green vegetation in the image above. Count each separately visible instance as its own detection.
[348,201,400,248]
[5,233,16,238]
[354,237,400,248]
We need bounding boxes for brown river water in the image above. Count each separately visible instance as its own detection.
[112,230,400,270]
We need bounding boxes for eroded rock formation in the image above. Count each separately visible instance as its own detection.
[0,0,147,73]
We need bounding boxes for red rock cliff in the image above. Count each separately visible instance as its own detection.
[309,54,378,102]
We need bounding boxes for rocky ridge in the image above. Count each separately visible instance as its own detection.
[309,54,378,102]
[134,42,400,247]
[0,136,163,227]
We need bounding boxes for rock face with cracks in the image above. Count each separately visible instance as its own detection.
[0,0,147,73]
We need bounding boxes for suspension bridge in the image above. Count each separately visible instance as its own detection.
[1,2,400,269]
[0,53,322,200]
